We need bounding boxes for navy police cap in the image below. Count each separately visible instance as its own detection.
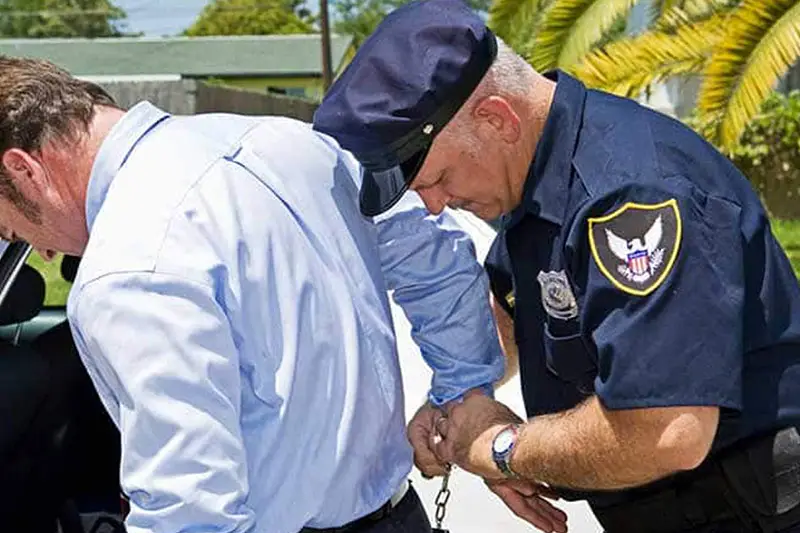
[313,0,497,217]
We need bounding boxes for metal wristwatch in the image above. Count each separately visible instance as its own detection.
[491,424,520,479]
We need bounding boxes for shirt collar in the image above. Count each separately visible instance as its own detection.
[505,70,587,228]
[86,101,171,233]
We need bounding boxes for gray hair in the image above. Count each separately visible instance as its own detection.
[480,39,536,98]
[446,39,536,143]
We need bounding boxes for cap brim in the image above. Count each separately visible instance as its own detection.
[359,148,428,217]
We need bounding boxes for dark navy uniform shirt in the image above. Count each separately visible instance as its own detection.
[485,71,800,502]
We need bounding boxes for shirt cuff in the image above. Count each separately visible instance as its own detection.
[428,382,496,407]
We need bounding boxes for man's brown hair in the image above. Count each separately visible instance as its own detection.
[0,56,119,222]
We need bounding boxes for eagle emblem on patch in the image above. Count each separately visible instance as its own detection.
[588,199,681,296]
[536,270,578,320]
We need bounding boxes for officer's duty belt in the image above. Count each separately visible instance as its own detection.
[590,426,800,533]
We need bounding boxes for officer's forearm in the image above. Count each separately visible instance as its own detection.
[509,397,719,490]
[491,295,519,387]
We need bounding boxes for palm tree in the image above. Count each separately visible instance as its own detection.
[488,0,639,71]
[695,0,800,149]
[571,0,726,96]
[489,0,800,151]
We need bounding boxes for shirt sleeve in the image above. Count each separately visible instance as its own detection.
[70,272,254,533]
[375,193,505,405]
[569,180,745,411]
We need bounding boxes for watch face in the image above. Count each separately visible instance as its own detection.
[493,428,516,454]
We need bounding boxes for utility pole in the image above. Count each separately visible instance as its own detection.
[320,0,334,92]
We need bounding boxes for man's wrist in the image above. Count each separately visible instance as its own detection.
[428,383,495,406]
[490,423,521,479]
[478,382,496,399]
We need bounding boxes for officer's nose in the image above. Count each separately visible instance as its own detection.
[417,187,447,215]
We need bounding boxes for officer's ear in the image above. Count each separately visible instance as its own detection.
[472,96,521,144]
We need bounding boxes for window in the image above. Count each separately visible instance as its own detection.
[26,252,72,307]
[266,86,307,99]
[284,87,307,98]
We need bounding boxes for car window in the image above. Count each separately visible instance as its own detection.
[26,252,72,307]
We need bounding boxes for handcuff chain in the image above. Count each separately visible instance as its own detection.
[434,466,452,528]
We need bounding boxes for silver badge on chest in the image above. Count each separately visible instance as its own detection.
[536,270,579,320]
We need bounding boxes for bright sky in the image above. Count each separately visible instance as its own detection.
[114,0,212,37]
[114,0,321,37]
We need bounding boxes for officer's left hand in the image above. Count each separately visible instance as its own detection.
[486,479,568,533]
[433,390,523,480]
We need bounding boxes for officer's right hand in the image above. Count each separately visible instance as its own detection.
[407,402,450,478]
[486,479,568,533]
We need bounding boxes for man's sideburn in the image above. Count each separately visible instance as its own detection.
[0,171,42,225]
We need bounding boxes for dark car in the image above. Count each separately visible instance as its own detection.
[0,242,124,533]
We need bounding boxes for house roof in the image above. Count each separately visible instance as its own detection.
[0,34,353,78]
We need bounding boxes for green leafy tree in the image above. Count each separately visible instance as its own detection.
[333,0,492,48]
[724,90,800,219]
[184,0,314,36]
[0,0,128,38]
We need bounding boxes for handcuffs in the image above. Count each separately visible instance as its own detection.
[431,413,452,533]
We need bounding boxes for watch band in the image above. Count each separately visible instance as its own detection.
[492,424,520,479]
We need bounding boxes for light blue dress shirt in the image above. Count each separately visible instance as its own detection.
[67,102,504,533]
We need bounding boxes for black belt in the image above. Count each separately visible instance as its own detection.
[300,485,410,533]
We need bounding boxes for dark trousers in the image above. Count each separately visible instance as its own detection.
[302,486,432,533]
[360,487,431,533]
[597,509,800,533]
[675,522,800,533]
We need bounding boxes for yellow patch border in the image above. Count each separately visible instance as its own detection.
[587,199,682,297]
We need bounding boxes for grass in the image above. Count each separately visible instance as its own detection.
[18,219,800,309]
[772,219,800,278]
[26,252,71,307]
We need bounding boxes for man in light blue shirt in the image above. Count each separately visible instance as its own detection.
[0,58,505,532]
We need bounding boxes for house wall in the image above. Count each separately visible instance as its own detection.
[220,76,324,101]
[212,43,357,102]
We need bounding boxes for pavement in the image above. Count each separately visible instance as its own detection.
[391,209,603,533]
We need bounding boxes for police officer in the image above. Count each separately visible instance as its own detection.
[312,0,800,531]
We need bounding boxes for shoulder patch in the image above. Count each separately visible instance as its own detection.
[588,199,681,296]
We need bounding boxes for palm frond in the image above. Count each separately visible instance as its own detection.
[649,0,686,25]
[698,0,800,151]
[571,11,725,97]
[529,0,641,71]
[489,0,544,47]
[652,0,733,31]
[489,0,551,53]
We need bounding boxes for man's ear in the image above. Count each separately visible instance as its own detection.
[1,148,36,181]
[472,96,521,144]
